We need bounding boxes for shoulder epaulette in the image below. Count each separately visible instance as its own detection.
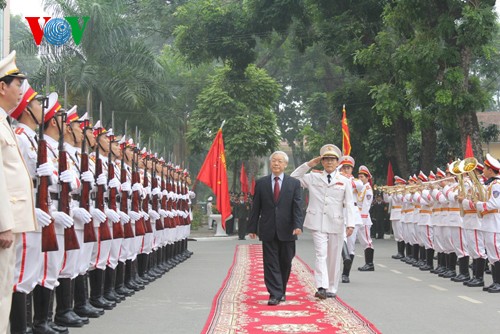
[14,127,25,135]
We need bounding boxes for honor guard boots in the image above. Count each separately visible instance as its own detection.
[88,269,116,310]
[442,253,458,278]
[487,261,500,293]
[10,292,27,334]
[392,241,405,259]
[420,249,434,271]
[342,254,355,283]
[103,267,124,303]
[73,274,104,318]
[115,262,135,297]
[54,278,88,327]
[32,285,67,334]
[358,248,375,271]
[451,256,470,282]
[466,258,485,287]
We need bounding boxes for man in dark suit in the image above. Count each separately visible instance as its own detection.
[248,151,303,306]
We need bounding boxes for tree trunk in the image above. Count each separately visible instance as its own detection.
[420,117,437,173]
[391,115,411,177]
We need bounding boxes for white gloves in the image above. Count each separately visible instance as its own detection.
[72,207,92,224]
[96,173,107,186]
[59,170,75,184]
[141,210,150,221]
[35,208,52,227]
[117,210,130,224]
[52,211,74,228]
[81,171,94,183]
[128,210,142,222]
[148,210,160,221]
[90,207,107,223]
[152,187,161,197]
[144,186,151,195]
[121,181,131,192]
[162,190,168,198]
[132,183,142,192]
[159,209,168,218]
[108,177,121,189]
[105,209,120,223]
[36,162,55,177]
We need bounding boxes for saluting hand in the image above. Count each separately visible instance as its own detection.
[307,156,322,168]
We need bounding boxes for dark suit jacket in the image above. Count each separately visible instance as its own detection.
[248,174,303,242]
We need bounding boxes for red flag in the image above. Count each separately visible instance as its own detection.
[240,163,249,200]
[196,129,232,229]
[386,161,394,186]
[465,135,474,158]
[250,175,255,196]
[342,105,351,155]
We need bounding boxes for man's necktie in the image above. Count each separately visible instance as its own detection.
[327,174,331,184]
[274,176,280,202]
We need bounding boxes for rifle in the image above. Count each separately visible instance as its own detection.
[131,147,146,236]
[80,119,97,243]
[38,97,58,252]
[120,140,134,238]
[166,165,174,229]
[151,156,163,231]
[160,162,168,230]
[108,134,124,239]
[57,111,80,250]
[141,152,153,234]
[95,134,112,241]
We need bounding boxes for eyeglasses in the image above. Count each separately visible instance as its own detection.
[321,157,338,162]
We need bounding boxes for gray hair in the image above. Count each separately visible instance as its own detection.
[270,151,289,163]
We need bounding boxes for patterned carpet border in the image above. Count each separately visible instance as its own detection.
[202,244,381,334]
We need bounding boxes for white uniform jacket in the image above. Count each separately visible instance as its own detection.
[291,163,357,234]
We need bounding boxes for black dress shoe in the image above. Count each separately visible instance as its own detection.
[314,288,327,300]
[268,297,280,306]
[326,292,336,298]
[488,283,500,293]
[466,278,484,287]
[341,275,350,283]
[358,264,374,271]
[280,295,286,302]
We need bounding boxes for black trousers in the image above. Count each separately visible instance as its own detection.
[238,219,247,239]
[262,239,296,299]
[226,218,234,235]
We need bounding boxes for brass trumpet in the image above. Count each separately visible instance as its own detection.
[458,157,485,202]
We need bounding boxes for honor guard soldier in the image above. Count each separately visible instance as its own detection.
[357,165,375,271]
[469,154,500,293]
[9,79,51,334]
[338,155,362,283]
[0,51,37,334]
[386,176,406,259]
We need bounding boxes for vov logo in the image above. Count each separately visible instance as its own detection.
[25,17,90,46]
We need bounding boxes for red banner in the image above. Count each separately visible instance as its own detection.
[196,129,232,228]
[240,163,249,200]
[386,161,394,186]
[465,135,473,158]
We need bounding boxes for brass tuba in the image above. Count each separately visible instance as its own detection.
[458,157,486,202]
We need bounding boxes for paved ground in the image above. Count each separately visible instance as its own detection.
[72,224,500,334]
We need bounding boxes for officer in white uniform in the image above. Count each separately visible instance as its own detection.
[291,144,357,299]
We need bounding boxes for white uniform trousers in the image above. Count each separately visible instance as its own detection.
[346,226,357,255]
[450,226,468,258]
[90,228,112,270]
[401,222,410,243]
[464,229,486,260]
[433,226,446,253]
[356,225,373,250]
[311,230,344,294]
[484,232,500,264]
[392,219,403,242]
[440,226,455,254]
[119,238,132,262]
[39,234,64,290]
[407,223,418,245]
[0,234,18,334]
[417,225,434,250]
[13,232,41,293]
[59,248,80,279]
[107,237,123,269]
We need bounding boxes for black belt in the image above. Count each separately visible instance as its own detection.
[33,179,38,189]
[50,193,59,201]
[72,194,81,201]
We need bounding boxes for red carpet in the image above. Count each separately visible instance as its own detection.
[202,244,381,334]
